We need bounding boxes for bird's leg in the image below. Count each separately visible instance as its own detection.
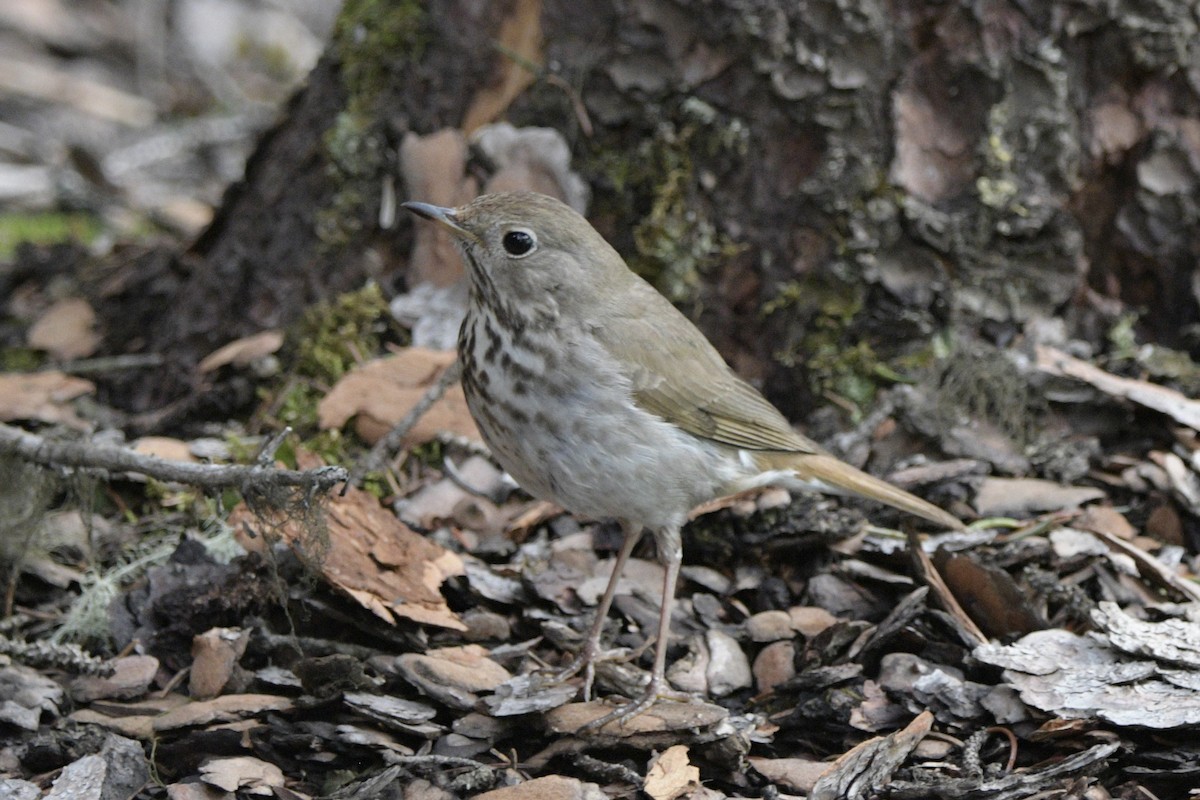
[579,525,692,733]
[551,520,642,699]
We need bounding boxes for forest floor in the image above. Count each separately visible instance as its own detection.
[2,3,1200,799]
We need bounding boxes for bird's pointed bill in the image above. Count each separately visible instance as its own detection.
[402,201,476,243]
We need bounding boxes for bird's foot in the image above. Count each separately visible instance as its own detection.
[576,674,692,734]
[548,639,644,701]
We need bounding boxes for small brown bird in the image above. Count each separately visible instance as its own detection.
[405,191,961,727]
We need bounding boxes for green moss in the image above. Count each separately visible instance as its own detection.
[333,0,425,106]
[292,283,388,383]
[0,213,101,260]
[318,0,424,248]
[262,284,388,438]
[766,274,902,414]
[934,341,1040,443]
[317,108,386,248]
[589,100,748,303]
[0,348,44,372]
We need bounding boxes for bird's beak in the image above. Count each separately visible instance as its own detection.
[402,201,475,243]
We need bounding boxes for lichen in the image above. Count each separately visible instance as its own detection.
[976,105,1024,213]
[1106,312,1200,396]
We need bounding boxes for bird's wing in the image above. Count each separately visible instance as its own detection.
[595,284,822,455]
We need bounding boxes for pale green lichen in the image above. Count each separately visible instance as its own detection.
[977,104,1026,214]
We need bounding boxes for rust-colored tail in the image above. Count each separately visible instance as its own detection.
[758,452,963,530]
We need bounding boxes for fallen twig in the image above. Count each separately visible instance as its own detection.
[0,421,347,495]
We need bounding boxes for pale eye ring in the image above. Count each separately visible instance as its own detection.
[502,228,536,258]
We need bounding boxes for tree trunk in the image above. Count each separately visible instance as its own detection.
[105,0,1200,423]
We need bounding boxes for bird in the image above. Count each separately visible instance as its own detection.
[403,190,962,730]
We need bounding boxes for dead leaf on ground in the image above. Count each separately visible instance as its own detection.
[317,347,479,446]
[190,628,249,700]
[1074,505,1137,541]
[975,606,1200,728]
[749,756,829,793]
[0,370,94,427]
[810,711,934,800]
[889,70,975,203]
[972,477,1105,517]
[152,694,294,732]
[545,700,728,737]
[27,297,100,360]
[197,330,284,373]
[199,756,285,793]
[232,481,467,631]
[472,775,606,800]
[644,744,700,800]
[131,436,196,462]
[474,122,589,211]
[399,129,474,287]
[1089,101,1142,163]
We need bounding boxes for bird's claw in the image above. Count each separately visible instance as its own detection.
[575,676,692,734]
[548,642,637,700]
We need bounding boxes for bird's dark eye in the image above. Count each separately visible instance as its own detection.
[502,229,536,257]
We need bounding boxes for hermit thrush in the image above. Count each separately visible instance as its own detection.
[404,191,962,728]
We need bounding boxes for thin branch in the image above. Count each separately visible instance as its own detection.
[0,421,347,495]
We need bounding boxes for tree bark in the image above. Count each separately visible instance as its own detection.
[101,0,1200,423]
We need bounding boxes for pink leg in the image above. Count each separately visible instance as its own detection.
[579,525,691,732]
[553,520,642,699]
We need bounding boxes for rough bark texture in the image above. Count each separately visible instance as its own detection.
[104,0,1200,422]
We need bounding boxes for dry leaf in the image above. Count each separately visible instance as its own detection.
[973,477,1105,517]
[890,74,975,203]
[190,628,249,700]
[0,371,94,427]
[474,123,589,211]
[200,756,285,793]
[644,745,700,800]
[152,694,294,732]
[472,775,606,800]
[462,0,542,133]
[27,297,100,360]
[132,436,196,462]
[399,129,475,287]
[1089,102,1142,162]
[198,330,284,373]
[748,757,829,793]
[810,711,934,800]
[232,481,467,631]
[317,347,479,445]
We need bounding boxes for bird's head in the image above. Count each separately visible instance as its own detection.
[403,191,629,320]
